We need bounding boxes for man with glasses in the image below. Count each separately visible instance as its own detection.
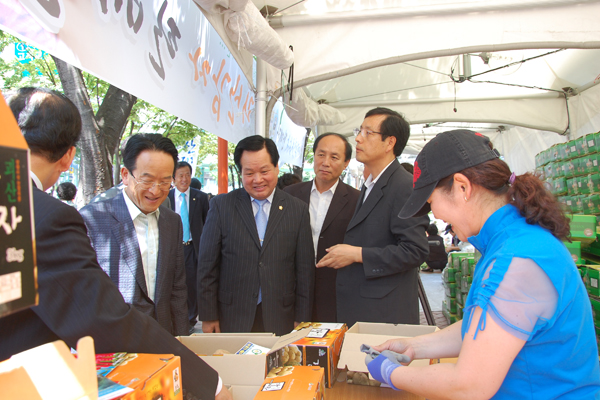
[317,107,429,328]
[81,134,189,336]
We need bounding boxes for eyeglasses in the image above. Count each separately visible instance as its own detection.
[130,172,172,191]
[353,127,381,138]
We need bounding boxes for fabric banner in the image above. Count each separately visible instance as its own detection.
[0,0,255,143]
[178,136,202,175]
[269,100,307,168]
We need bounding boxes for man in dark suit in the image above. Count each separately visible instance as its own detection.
[285,133,360,322]
[198,135,314,336]
[80,134,188,336]
[168,161,210,331]
[318,107,430,327]
[0,87,230,399]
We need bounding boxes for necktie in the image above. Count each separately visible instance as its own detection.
[254,199,268,304]
[180,193,191,242]
[356,184,367,212]
[255,199,268,245]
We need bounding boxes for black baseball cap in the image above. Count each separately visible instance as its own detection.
[398,129,500,219]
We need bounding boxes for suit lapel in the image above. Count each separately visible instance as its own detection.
[298,181,311,204]
[111,194,149,296]
[236,189,262,249]
[320,180,348,233]
[347,160,400,231]
[168,190,175,211]
[262,189,285,253]
[188,190,198,225]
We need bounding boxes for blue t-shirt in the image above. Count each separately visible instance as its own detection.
[463,204,600,399]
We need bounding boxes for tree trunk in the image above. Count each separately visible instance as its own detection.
[53,56,136,205]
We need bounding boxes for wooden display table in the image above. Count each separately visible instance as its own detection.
[326,380,424,399]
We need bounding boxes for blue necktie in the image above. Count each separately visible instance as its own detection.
[254,199,268,304]
[180,193,191,242]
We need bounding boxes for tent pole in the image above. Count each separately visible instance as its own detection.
[218,138,228,194]
[255,58,268,137]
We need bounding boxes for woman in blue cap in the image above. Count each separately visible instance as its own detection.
[366,130,600,399]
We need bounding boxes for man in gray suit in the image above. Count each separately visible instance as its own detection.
[285,133,360,322]
[80,134,188,336]
[317,107,430,327]
[198,135,314,336]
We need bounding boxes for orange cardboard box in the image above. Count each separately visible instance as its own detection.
[254,366,325,400]
[289,323,347,388]
[106,354,182,400]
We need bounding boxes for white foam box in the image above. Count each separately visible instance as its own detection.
[337,322,439,387]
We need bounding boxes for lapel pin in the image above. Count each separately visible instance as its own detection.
[279,206,283,210]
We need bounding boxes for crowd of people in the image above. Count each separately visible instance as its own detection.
[1,86,598,399]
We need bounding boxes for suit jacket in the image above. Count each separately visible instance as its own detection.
[284,180,360,322]
[80,192,188,336]
[197,188,315,335]
[0,188,217,400]
[337,160,430,327]
[168,188,210,255]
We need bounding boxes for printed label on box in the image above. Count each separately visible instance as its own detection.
[592,278,598,288]
[0,271,22,304]
[173,367,181,395]
[262,382,285,391]
[307,328,330,339]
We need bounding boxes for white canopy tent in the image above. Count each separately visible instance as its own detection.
[195,0,600,173]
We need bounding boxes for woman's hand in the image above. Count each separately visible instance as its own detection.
[371,338,416,365]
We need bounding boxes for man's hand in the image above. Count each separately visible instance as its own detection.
[202,320,221,333]
[215,385,233,400]
[316,244,362,269]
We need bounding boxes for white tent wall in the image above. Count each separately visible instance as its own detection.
[269,1,600,87]
[569,83,600,139]
[487,126,566,174]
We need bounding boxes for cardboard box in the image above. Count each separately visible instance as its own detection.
[106,353,182,400]
[590,297,600,325]
[229,385,262,400]
[461,275,473,293]
[254,366,324,400]
[585,266,600,297]
[442,266,457,283]
[455,289,465,306]
[564,241,583,264]
[338,322,438,388]
[178,330,309,387]
[443,281,458,298]
[587,133,599,154]
[443,296,457,314]
[568,214,597,244]
[290,322,347,388]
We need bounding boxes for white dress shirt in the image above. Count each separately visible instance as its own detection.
[123,191,160,301]
[174,186,190,216]
[309,179,338,254]
[363,159,396,202]
[30,171,43,190]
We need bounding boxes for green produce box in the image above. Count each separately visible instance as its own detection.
[590,173,600,194]
[568,140,578,159]
[582,155,600,175]
[460,258,475,277]
[590,297,600,325]
[535,152,543,168]
[564,143,572,160]
[584,266,600,297]
[454,271,462,289]
[549,144,561,162]
[557,142,568,160]
[461,275,473,293]
[562,160,575,178]
[449,252,475,270]
[564,196,574,213]
[442,307,458,325]
[567,214,597,244]
[544,162,555,179]
[574,157,585,176]
[582,195,593,215]
[576,136,588,156]
[444,282,458,298]
[557,196,569,213]
[553,177,567,196]
[578,176,591,195]
[469,260,476,276]
[456,290,465,306]
[586,133,599,154]
[587,194,600,215]
[567,177,579,196]
[563,241,583,264]
[456,304,463,320]
[574,195,585,214]
[444,296,457,314]
[442,267,457,283]
[553,161,564,178]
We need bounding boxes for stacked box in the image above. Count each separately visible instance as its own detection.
[553,178,567,196]
[568,141,578,159]
[461,275,472,293]
[443,296,457,314]
[590,297,600,325]
[574,195,586,214]
[442,267,457,283]
[567,178,579,196]
[456,304,463,320]
[576,136,589,157]
[444,282,458,298]
[588,195,600,215]
[557,142,569,160]
[563,159,576,178]
[456,290,465,306]
[545,163,555,179]
[567,214,597,244]
[590,173,600,194]
[586,132,599,154]
[563,241,583,264]
[584,266,600,297]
